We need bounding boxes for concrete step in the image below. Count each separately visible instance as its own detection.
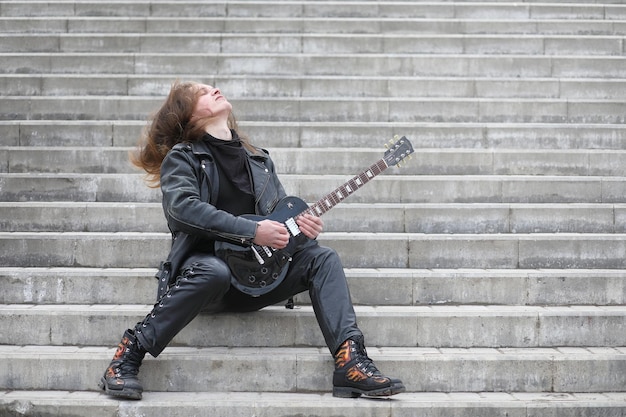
[1,231,626,269]
[1,390,625,417]
[1,1,625,19]
[3,33,623,55]
[2,202,624,234]
[2,53,624,78]
[3,74,625,99]
[0,173,622,204]
[3,147,626,176]
[2,267,625,306]
[1,304,625,348]
[3,96,626,124]
[1,345,626,393]
[2,16,625,35]
[3,121,626,150]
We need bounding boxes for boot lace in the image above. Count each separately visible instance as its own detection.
[352,336,381,377]
[116,342,144,377]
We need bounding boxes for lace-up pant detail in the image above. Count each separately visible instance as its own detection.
[135,254,231,357]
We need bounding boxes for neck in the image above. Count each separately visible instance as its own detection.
[200,114,232,140]
[205,124,232,140]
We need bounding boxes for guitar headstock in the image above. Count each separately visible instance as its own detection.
[383,136,414,167]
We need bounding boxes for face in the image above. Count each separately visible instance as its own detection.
[191,84,232,122]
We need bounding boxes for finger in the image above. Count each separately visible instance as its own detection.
[297,215,313,227]
[276,235,289,248]
[268,221,288,235]
[305,214,322,227]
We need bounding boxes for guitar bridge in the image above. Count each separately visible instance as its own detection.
[251,246,265,265]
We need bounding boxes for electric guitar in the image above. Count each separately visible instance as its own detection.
[215,136,414,296]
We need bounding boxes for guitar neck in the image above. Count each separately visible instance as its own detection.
[303,158,389,217]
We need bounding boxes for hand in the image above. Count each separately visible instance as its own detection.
[296,213,324,240]
[253,219,290,249]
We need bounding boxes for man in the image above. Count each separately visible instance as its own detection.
[99,81,405,400]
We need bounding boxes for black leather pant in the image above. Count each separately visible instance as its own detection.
[135,242,362,357]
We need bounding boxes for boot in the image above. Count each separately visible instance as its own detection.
[332,336,405,398]
[98,329,146,400]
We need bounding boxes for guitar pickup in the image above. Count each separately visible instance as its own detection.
[285,217,301,236]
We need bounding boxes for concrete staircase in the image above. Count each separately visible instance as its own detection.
[1,0,626,415]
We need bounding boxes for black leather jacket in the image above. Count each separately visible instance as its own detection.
[154,138,287,294]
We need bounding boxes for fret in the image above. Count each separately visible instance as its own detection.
[307,159,389,218]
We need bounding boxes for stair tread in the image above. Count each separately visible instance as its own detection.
[3,303,625,314]
[2,344,624,393]
[3,120,624,150]
[3,265,626,274]
[1,390,624,410]
[2,344,625,357]
[4,230,626,237]
[1,266,624,306]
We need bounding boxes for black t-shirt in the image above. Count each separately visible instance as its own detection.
[203,132,256,216]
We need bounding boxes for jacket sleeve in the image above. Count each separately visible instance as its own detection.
[160,147,258,246]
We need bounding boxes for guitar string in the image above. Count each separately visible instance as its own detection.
[307,159,388,217]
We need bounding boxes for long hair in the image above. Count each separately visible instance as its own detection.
[130,80,254,187]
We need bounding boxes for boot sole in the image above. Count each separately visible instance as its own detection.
[99,376,143,400]
[333,382,406,398]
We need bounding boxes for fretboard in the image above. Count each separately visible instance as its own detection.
[303,158,389,218]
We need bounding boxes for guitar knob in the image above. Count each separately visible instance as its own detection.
[261,267,268,275]
[259,281,266,287]
[248,276,256,283]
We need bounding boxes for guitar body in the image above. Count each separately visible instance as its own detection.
[215,196,311,297]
